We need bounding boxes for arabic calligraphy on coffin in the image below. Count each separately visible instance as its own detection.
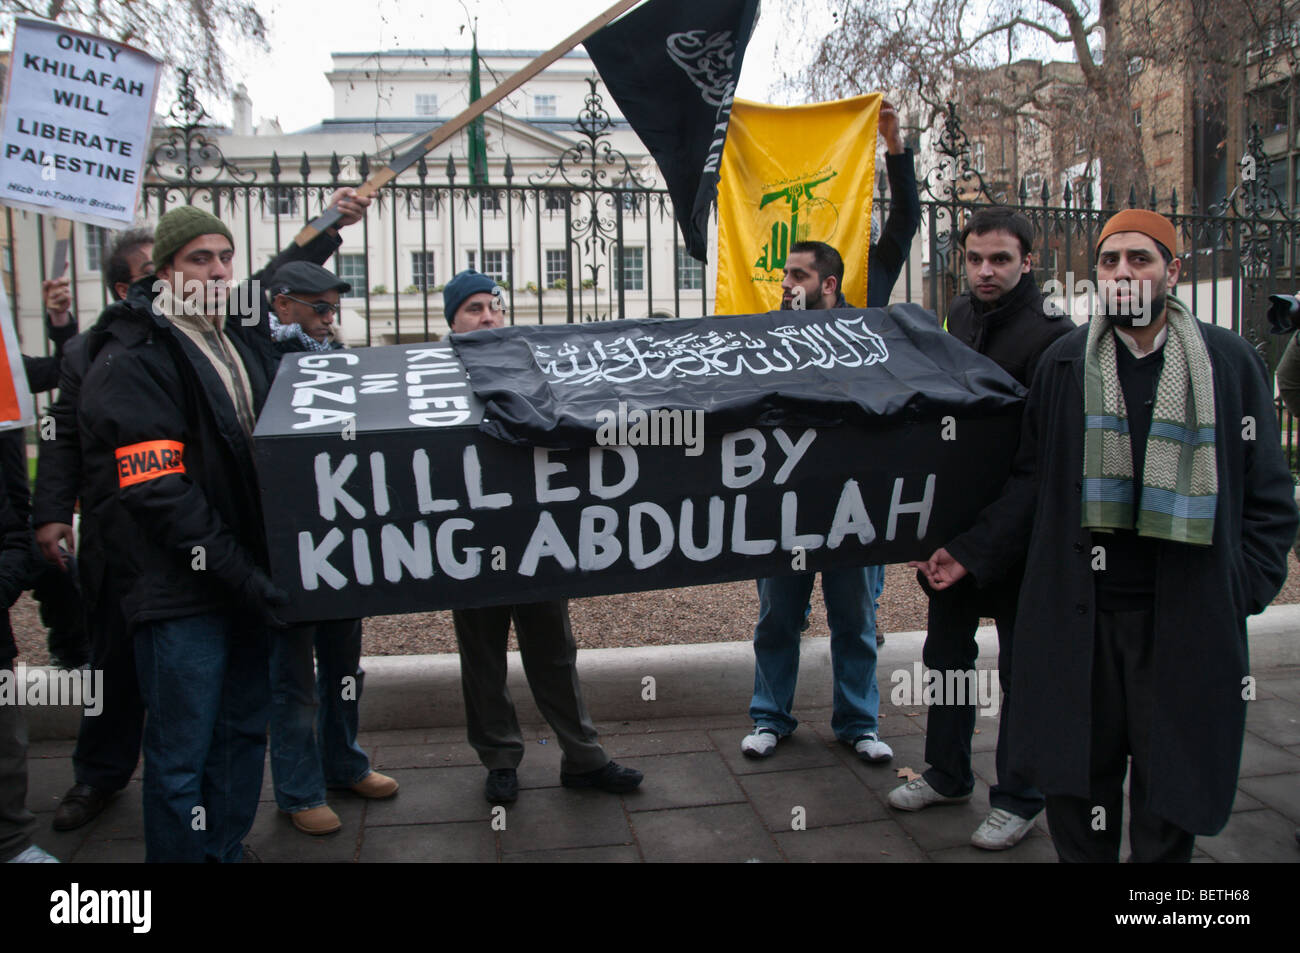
[531,314,890,387]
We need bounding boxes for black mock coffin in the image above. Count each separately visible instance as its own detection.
[254,305,1027,623]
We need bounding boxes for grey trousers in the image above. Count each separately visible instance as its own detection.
[451,600,607,774]
[0,683,36,862]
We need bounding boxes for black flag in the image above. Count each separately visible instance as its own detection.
[585,0,759,263]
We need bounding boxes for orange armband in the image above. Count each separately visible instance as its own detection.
[115,440,186,488]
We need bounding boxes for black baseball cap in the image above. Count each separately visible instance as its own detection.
[269,261,351,296]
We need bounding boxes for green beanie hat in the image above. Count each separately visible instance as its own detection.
[152,206,234,270]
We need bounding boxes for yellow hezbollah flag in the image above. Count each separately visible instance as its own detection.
[716,94,880,315]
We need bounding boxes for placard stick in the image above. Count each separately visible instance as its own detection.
[294,0,644,245]
[50,218,72,279]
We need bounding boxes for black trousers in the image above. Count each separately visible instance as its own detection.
[1045,607,1196,863]
[71,590,144,792]
[451,600,607,774]
[921,574,1043,818]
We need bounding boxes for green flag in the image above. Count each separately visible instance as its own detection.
[468,35,487,187]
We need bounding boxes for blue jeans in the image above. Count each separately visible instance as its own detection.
[751,564,884,741]
[269,619,371,812]
[135,612,270,863]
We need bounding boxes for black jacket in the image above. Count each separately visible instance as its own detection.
[0,429,36,664]
[22,315,78,394]
[866,149,921,307]
[34,232,341,620]
[945,273,1071,389]
[946,319,1298,834]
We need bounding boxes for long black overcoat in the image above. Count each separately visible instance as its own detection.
[947,320,1299,834]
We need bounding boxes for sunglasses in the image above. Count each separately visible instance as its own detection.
[282,294,339,316]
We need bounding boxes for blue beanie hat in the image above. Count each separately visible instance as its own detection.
[443,269,500,326]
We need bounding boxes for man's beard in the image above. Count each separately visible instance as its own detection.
[780,288,824,311]
[1101,278,1165,328]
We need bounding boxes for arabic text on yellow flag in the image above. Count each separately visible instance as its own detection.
[715,94,880,315]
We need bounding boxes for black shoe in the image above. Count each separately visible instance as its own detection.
[561,760,643,793]
[484,768,518,804]
[876,632,885,647]
[53,783,109,831]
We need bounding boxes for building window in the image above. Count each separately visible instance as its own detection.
[83,224,107,271]
[411,251,435,292]
[545,248,568,287]
[1127,56,1145,76]
[467,250,509,284]
[1023,171,1044,198]
[617,246,643,291]
[477,190,500,213]
[676,247,703,290]
[267,187,298,217]
[534,94,557,117]
[338,254,366,297]
[1252,82,1290,136]
[415,93,438,117]
[971,141,986,173]
[545,189,568,211]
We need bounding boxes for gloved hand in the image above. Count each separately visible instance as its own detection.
[236,568,290,630]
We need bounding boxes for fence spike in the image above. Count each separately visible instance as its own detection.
[1041,178,1051,205]
[446,154,457,183]
[504,155,515,184]
[1063,179,1073,208]
[1149,185,1157,210]
[299,152,311,179]
[329,152,341,182]
[359,153,370,178]
[1128,184,1138,208]
[1018,177,1028,205]
[269,151,281,179]
[1106,184,1116,208]
[417,155,428,181]
[1170,187,1178,215]
[1190,186,1199,213]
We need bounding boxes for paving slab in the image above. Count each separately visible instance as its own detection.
[1255,675,1300,706]
[888,784,994,852]
[619,752,746,812]
[502,845,641,863]
[362,767,492,826]
[773,819,929,862]
[1237,731,1300,777]
[246,800,366,863]
[1237,772,1300,820]
[496,786,633,852]
[1196,808,1300,863]
[358,821,497,863]
[600,729,714,758]
[374,741,481,769]
[631,804,782,863]
[928,832,1060,862]
[1243,697,1300,748]
[708,725,839,775]
[739,765,889,830]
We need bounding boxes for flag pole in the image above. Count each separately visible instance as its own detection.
[294,0,645,245]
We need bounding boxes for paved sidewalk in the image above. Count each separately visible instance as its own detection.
[21,664,1300,863]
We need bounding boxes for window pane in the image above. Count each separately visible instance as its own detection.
[545,248,568,287]
[534,94,556,117]
[84,224,106,272]
[415,93,438,117]
[338,254,366,297]
[618,246,643,291]
[411,251,434,291]
[676,247,703,290]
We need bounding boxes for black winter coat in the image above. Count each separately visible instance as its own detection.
[946,319,1298,834]
[945,273,1071,387]
[77,281,275,632]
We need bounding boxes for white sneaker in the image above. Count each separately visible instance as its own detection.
[740,727,780,758]
[970,808,1037,850]
[6,844,59,863]
[887,776,973,811]
[852,733,893,762]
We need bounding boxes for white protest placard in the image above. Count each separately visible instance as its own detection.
[0,285,37,432]
[0,16,162,228]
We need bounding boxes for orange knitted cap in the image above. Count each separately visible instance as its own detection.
[1095,209,1179,256]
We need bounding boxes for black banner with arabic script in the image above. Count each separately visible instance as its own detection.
[585,0,759,262]
[451,304,1026,449]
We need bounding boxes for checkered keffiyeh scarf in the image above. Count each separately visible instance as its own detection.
[1081,295,1218,546]
[269,312,333,352]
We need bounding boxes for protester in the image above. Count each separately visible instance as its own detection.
[740,240,891,764]
[888,208,1070,850]
[37,190,368,842]
[913,209,1298,861]
[443,269,644,804]
[264,261,397,836]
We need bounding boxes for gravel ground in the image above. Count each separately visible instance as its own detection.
[14,557,1300,663]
